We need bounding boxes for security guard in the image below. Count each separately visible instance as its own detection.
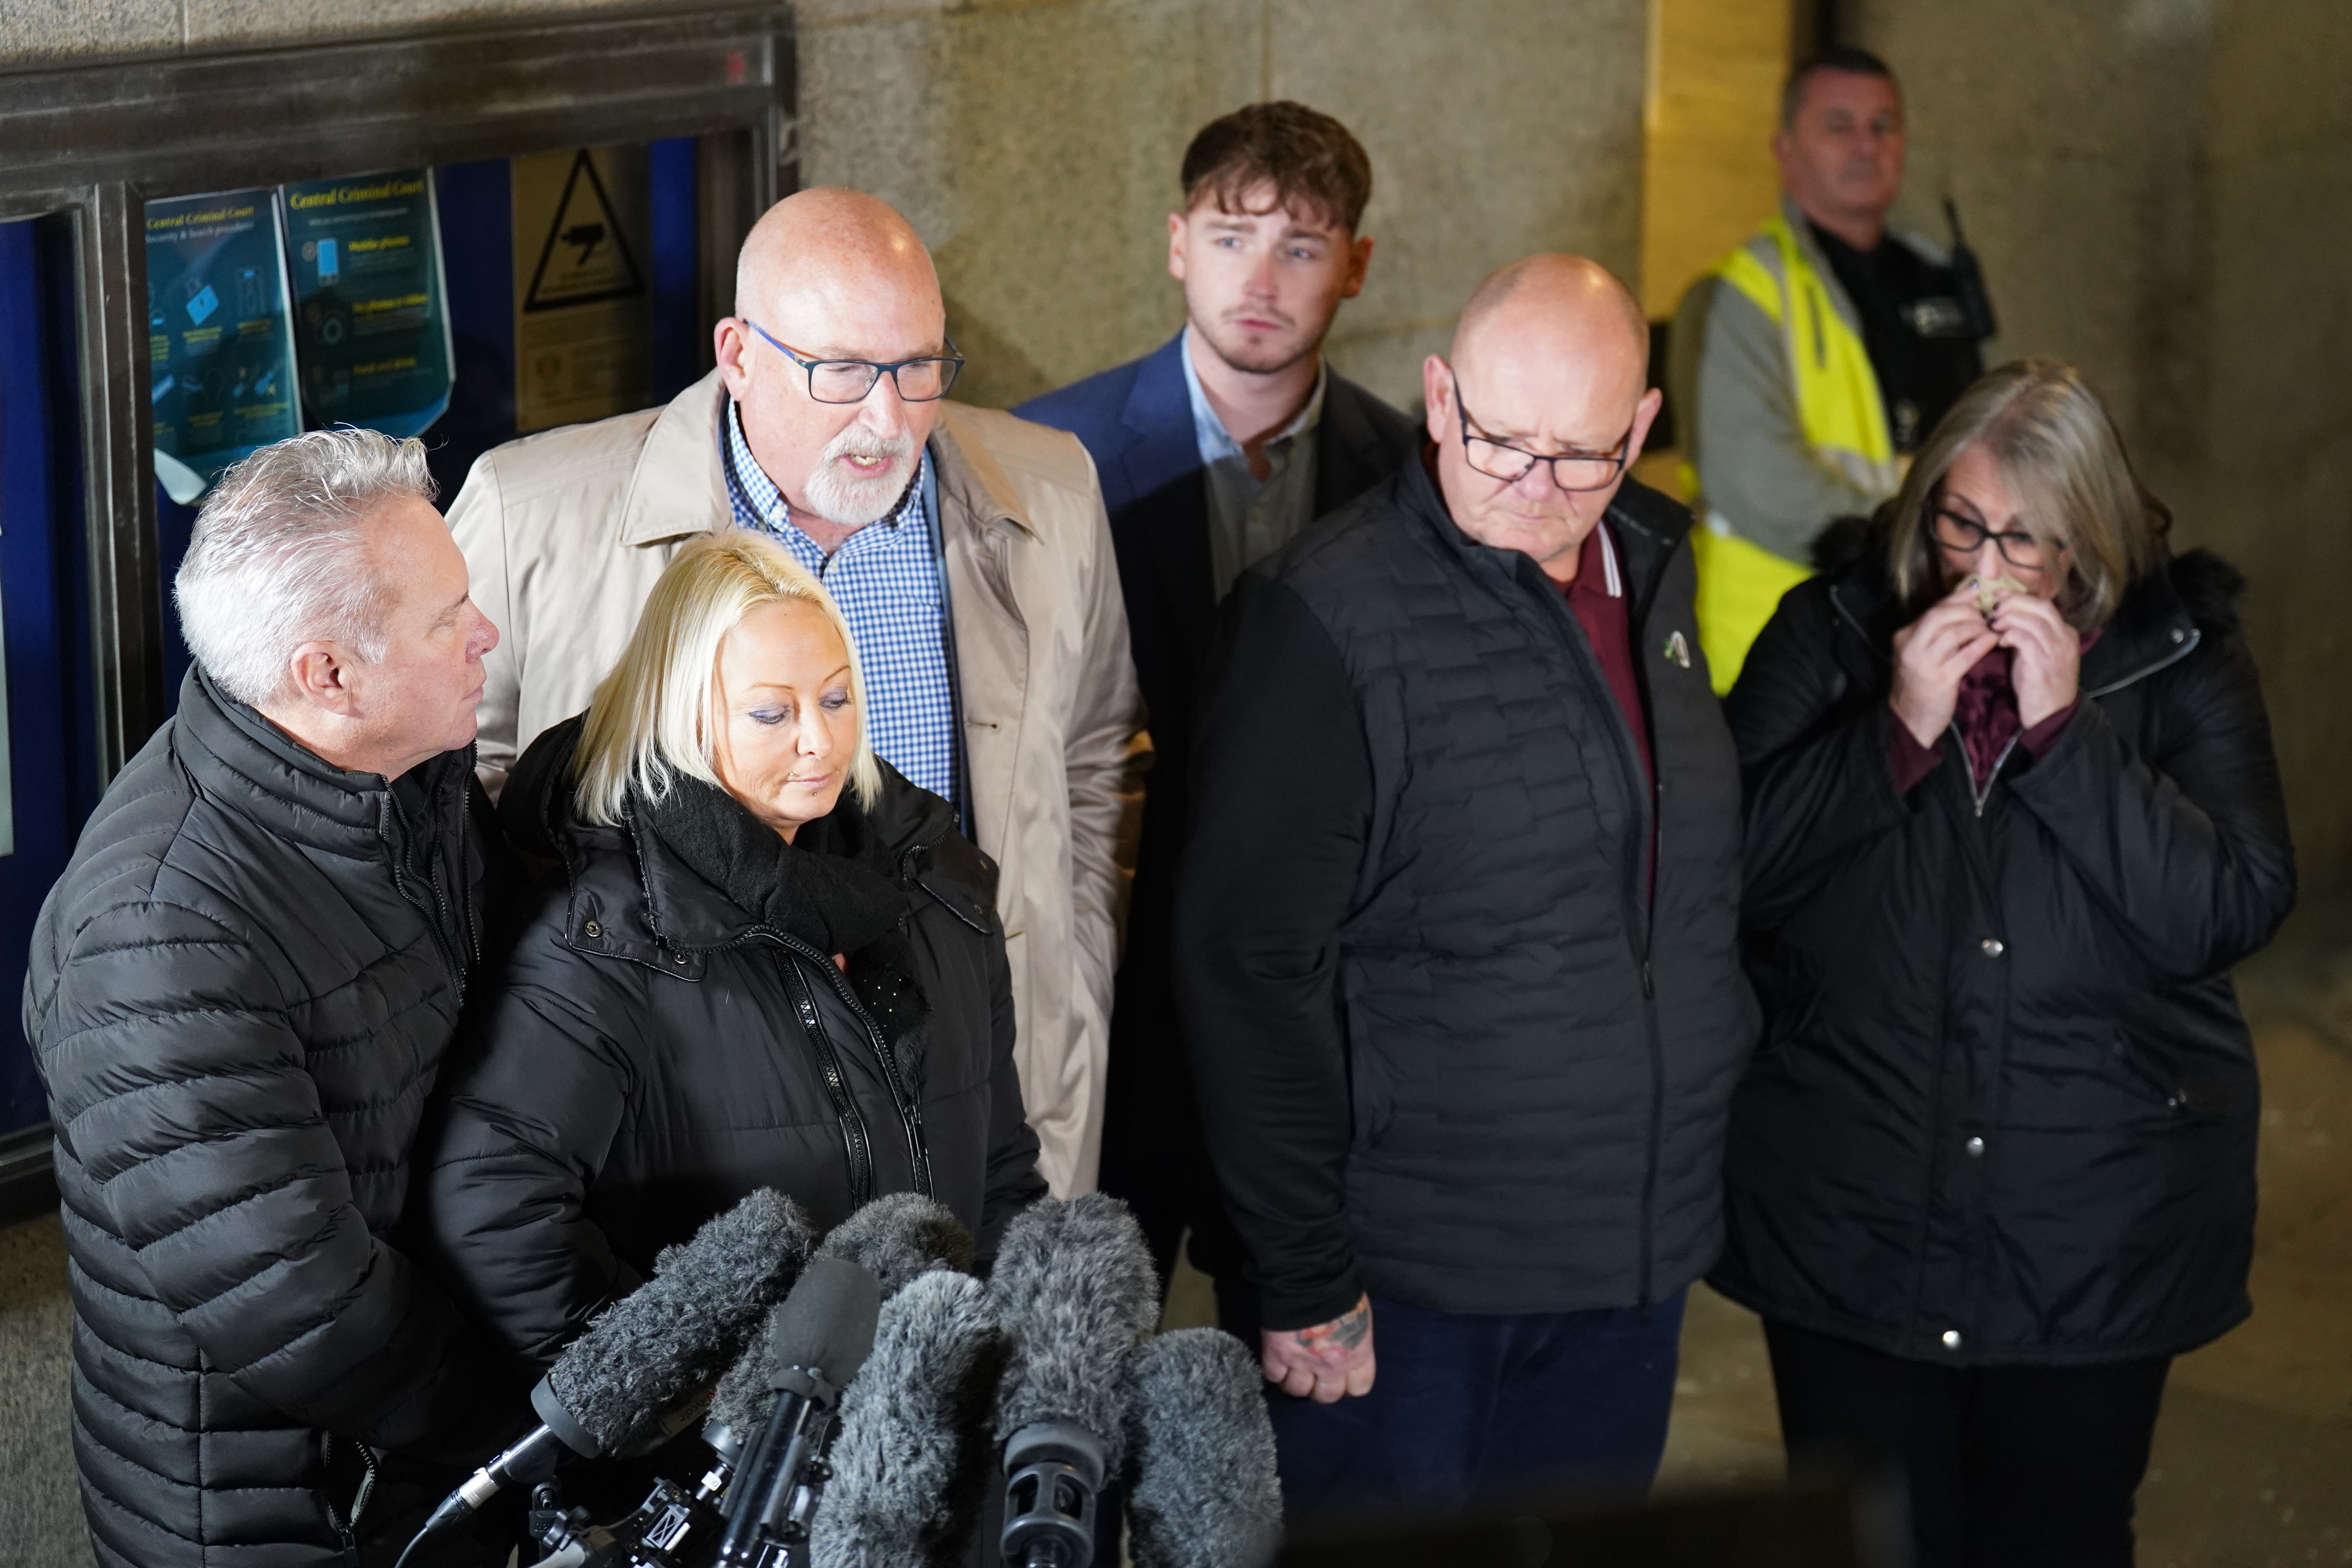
[1671,46,1989,690]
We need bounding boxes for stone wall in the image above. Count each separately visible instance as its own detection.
[0,0,1652,414]
[797,0,1648,410]
[1850,0,2352,897]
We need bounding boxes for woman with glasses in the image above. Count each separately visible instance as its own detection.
[1712,359,2294,1566]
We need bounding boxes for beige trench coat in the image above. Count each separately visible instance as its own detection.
[446,371,1149,1196]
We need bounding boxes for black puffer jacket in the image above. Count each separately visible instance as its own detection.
[24,668,501,1567]
[1713,549,2296,1365]
[1178,464,1758,1328]
[419,719,1044,1368]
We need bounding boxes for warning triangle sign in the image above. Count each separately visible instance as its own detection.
[523,150,645,313]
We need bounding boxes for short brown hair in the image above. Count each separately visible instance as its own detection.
[1180,101,1372,233]
[1886,360,2170,632]
[1780,45,1898,129]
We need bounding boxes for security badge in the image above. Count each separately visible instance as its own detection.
[1904,296,1972,338]
[1663,630,1691,668]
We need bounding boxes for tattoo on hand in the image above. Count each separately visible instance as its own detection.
[1296,1300,1370,1355]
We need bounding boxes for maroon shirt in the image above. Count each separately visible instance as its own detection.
[1561,519,1654,784]
[1889,629,2100,795]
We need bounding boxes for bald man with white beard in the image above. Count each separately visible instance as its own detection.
[1176,255,1758,1514]
[446,187,1147,1198]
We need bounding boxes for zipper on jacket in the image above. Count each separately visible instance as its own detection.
[778,955,876,1207]
[1949,724,2024,819]
[1563,513,1674,1308]
[770,928,935,1200]
[383,779,468,1002]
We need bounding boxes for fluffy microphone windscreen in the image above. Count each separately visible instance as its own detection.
[814,1192,976,1296]
[1125,1329,1283,1568]
[809,1270,1006,1568]
[543,1187,815,1455]
[989,1194,1161,1474]
[763,1255,883,1395]
[710,1194,967,1437]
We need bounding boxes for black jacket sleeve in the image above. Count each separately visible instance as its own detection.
[2007,628,2296,980]
[419,938,638,1371]
[978,919,1048,1262]
[1725,584,1915,927]
[1173,576,1373,1332]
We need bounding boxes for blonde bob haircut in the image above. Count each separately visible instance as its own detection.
[573,531,883,827]
[1885,359,2169,632]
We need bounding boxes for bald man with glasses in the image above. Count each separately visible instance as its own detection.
[1177,255,1755,1515]
[446,187,1146,1200]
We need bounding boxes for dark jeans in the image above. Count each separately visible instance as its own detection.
[1268,1289,1686,1522]
[1764,1319,2172,1568]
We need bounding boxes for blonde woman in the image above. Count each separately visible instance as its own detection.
[422,532,1042,1379]
[1715,360,2294,1566]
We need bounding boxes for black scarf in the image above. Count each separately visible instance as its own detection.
[634,773,931,1046]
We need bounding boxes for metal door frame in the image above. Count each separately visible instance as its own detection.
[0,2,796,781]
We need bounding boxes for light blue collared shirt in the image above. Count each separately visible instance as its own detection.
[1179,325,1327,599]
[721,400,958,804]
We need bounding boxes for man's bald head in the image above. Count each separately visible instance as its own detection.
[1450,253,1649,398]
[734,186,943,347]
[1421,254,1662,581]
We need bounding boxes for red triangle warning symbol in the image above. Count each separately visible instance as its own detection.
[524,149,645,313]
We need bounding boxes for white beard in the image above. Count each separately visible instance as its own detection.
[802,426,918,528]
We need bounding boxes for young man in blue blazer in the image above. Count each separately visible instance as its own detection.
[1018,102,1419,1331]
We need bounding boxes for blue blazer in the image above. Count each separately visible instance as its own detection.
[1015,332,1419,1092]
[1017,333,1417,825]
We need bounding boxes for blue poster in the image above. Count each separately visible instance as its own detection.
[144,190,301,502]
[280,169,454,437]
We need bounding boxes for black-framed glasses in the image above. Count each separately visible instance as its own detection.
[747,319,964,404]
[1930,505,2049,570]
[1454,382,1630,492]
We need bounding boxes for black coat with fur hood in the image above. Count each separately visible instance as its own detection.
[419,718,1044,1368]
[1712,548,2296,1366]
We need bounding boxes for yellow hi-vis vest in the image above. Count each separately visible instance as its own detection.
[1687,212,1900,693]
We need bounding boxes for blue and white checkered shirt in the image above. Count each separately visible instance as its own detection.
[722,401,958,804]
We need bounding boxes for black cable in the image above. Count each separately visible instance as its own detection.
[388,1524,435,1568]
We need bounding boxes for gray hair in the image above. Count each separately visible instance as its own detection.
[1885,359,2168,631]
[173,428,438,706]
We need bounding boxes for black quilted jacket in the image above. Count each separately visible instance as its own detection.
[1176,461,1759,1328]
[418,719,1044,1372]
[24,668,502,1566]
[1712,549,2296,1365]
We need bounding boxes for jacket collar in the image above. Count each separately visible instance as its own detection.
[1827,554,2203,695]
[1399,454,1689,621]
[617,370,1034,549]
[1114,333,1208,502]
[625,768,992,958]
[173,665,470,862]
[1313,374,1399,519]
[507,717,996,970]
[617,370,737,548]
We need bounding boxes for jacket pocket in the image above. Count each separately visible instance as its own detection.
[2103,1029,2226,1123]
[1347,1038,1396,1152]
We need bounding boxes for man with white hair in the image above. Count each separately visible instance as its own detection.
[446,186,1146,1197]
[25,429,508,1565]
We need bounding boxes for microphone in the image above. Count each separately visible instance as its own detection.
[711,1255,883,1566]
[813,1190,977,1294]
[412,1188,815,1545]
[707,1192,974,1448]
[1123,1330,1283,1568]
[989,1195,1161,1568]
[808,1269,1006,1568]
